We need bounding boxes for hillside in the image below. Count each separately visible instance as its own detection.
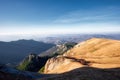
[17,42,76,72]
[0,39,54,65]
[44,38,120,73]
[39,42,77,57]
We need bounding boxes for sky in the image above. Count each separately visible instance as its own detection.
[0,0,120,41]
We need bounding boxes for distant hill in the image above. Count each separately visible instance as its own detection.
[0,39,54,65]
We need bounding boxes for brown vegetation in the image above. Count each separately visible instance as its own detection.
[44,38,120,73]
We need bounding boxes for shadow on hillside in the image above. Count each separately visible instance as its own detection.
[39,67,120,80]
[0,66,120,80]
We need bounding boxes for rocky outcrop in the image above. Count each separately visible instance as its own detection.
[44,56,89,73]
[17,53,49,72]
[44,38,120,74]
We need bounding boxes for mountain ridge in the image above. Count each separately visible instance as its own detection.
[44,38,120,73]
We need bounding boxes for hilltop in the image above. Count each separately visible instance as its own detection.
[44,38,120,73]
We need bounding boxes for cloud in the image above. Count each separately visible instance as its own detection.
[54,6,120,24]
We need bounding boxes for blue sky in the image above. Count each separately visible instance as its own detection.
[0,0,120,40]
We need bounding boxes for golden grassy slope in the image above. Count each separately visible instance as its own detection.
[64,38,120,68]
[65,38,120,57]
[44,38,120,73]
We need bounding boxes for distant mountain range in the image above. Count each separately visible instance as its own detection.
[39,34,120,44]
[0,39,54,65]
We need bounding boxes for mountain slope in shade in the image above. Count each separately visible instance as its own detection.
[44,38,120,73]
[17,54,49,72]
[0,65,48,80]
[17,42,77,72]
[40,67,120,80]
[0,39,54,64]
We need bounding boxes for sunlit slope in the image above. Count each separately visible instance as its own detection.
[44,38,120,73]
[65,38,120,57]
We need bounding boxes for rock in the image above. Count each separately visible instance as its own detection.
[44,56,86,73]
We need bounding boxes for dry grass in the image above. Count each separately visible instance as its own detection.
[45,38,120,73]
[64,38,120,68]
